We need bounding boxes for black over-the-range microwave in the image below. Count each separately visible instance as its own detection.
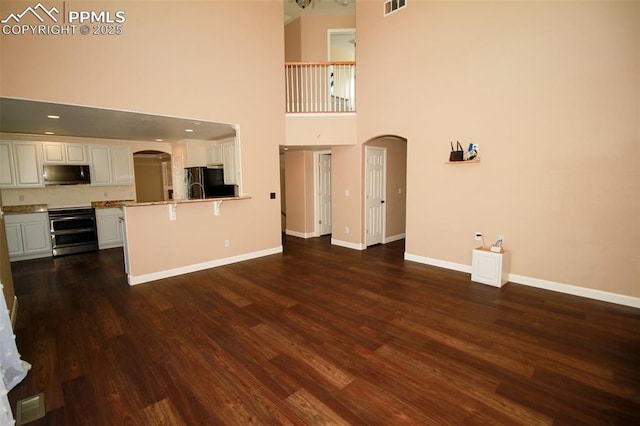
[43,164,91,185]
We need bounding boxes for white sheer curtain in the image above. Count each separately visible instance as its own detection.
[0,285,30,425]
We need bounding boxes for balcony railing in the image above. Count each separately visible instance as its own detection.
[285,61,356,113]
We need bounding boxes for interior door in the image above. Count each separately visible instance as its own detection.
[318,153,332,236]
[365,146,386,246]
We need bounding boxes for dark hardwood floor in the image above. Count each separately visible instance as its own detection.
[7,235,640,425]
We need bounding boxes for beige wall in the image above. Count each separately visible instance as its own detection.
[299,15,356,61]
[285,15,356,62]
[285,114,357,146]
[356,1,639,298]
[133,157,163,203]
[331,145,362,245]
[284,17,302,62]
[284,150,315,236]
[1,1,284,273]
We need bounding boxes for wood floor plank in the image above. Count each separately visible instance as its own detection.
[6,236,640,425]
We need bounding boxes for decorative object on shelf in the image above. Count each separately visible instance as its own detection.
[490,235,504,253]
[296,0,312,9]
[446,141,480,163]
[449,141,464,162]
[464,143,478,161]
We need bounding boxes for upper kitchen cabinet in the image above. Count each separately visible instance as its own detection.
[42,142,88,164]
[0,141,43,188]
[0,142,15,186]
[184,140,208,168]
[207,141,236,184]
[89,145,134,186]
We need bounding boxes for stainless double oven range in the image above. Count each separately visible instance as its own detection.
[47,206,98,256]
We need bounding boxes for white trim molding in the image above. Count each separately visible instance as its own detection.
[404,252,640,309]
[384,233,406,244]
[128,246,283,286]
[285,230,315,239]
[332,238,366,250]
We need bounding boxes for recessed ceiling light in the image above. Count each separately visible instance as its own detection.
[156,138,163,142]
[185,129,194,133]
[47,115,60,119]
[44,131,55,135]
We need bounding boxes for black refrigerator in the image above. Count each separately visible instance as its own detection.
[185,167,237,199]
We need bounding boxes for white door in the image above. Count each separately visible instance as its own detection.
[318,153,332,236]
[365,146,386,246]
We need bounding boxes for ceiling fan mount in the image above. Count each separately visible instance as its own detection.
[295,0,312,9]
[293,0,351,10]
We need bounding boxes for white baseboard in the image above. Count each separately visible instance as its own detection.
[285,230,315,239]
[404,252,640,309]
[331,238,366,250]
[128,246,283,285]
[507,273,640,309]
[405,253,471,274]
[384,233,406,244]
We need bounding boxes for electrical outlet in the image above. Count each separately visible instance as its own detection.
[224,240,230,248]
[19,195,24,202]
[474,232,482,241]
[345,226,350,234]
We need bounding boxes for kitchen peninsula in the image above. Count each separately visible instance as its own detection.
[121,195,282,286]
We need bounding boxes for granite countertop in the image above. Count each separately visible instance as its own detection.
[124,195,250,207]
[2,204,48,215]
[91,200,136,209]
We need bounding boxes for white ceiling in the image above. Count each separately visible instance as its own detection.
[0,97,236,143]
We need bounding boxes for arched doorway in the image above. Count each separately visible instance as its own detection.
[133,150,172,202]
[363,136,407,247]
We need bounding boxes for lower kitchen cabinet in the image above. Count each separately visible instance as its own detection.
[4,213,52,261]
[96,208,124,249]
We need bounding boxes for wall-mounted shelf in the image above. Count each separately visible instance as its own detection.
[445,158,480,164]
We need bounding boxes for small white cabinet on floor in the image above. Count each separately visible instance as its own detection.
[471,247,510,287]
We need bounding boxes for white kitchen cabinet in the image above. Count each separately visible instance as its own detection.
[14,142,43,186]
[42,142,87,164]
[207,144,223,165]
[4,213,52,261]
[0,141,43,188]
[89,145,112,185]
[89,145,134,186]
[96,208,124,249]
[0,142,15,187]
[207,141,236,184]
[221,142,236,184]
[185,141,208,167]
[471,248,510,287]
[110,146,134,185]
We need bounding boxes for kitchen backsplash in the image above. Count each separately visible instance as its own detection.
[1,185,136,208]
